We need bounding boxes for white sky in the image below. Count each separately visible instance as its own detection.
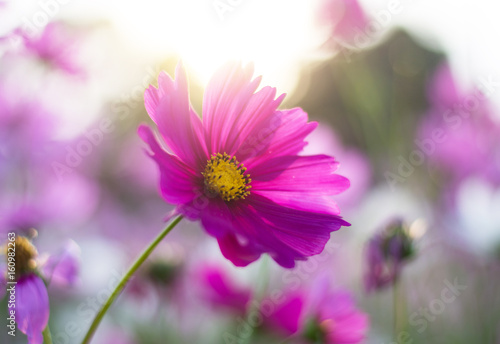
[2,0,500,113]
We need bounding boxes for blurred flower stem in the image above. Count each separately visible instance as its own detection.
[393,279,406,341]
[80,215,184,344]
[42,325,53,344]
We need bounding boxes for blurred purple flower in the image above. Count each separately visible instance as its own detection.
[363,219,415,292]
[41,240,81,287]
[20,22,84,75]
[302,124,371,210]
[418,63,500,191]
[264,279,369,343]
[264,291,305,336]
[139,61,350,268]
[1,236,79,343]
[319,0,369,48]
[197,264,252,314]
[0,86,57,168]
[304,285,369,344]
[0,85,99,234]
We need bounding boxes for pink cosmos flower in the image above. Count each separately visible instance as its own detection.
[1,236,80,344]
[417,63,500,199]
[307,290,369,343]
[264,291,305,336]
[264,279,369,343]
[139,62,350,268]
[197,264,252,314]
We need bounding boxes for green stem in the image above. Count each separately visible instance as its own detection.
[393,280,399,340]
[80,215,183,344]
[393,278,406,341]
[42,324,53,344]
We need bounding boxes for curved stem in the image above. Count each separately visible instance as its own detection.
[42,324,53,344]
[80,215,183,344]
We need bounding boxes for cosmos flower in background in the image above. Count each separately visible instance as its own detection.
[18,21,84,76]
[197,264,252,315]
[0,84,99,236]
[318,0,368,49]
[264,279,369,343]
[363,219,416,292]
[1,235,80,344]
[263,290,305,337]
[139,61,350,268]
[302,278,369,344]
[198,266,368,343]
[418,63,500,198]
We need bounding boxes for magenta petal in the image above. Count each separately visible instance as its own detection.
[144,62,207,168]
[202,62,286,157]
[16,274,49,344]
[328,311,370,343]
[251,155,349,195]
[198,264,252,313]
[217,233,262,267]
[239,108,317,166]
[138,125,201,205]
[42,240,81,287]
[200,199,235,238]
[265,292,304,335]
[246,195,349,257]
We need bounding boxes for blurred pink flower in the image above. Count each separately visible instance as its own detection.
[418,63,500,192]
[1,236,80,344]
[264,279,369,343]
[264,291,305,336]
[302,124,371,210]
[0,85,99,234]
[197,264,252,314]
[20,22,84,75]
[319,0,369,48]
[140,61,350,268]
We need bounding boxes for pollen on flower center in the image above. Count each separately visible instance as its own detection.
[202,153,251,201]
[11,237,38,274]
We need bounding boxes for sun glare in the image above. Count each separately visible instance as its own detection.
[111,0,323,95]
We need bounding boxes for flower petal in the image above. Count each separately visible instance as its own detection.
[16,274,49,344]
[41,240,81,287]
[264,292,304,335]
[217,233,263,267]
[214,195,348,268]
[238,108,317,166]
[197,264,251,314]
[138,125,201,205]
[144,62,207,168]
[251,155,350,195]
[202,62,285,157]
[246,194,349,257]
[200,198,235,238]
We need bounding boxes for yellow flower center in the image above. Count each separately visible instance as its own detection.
[202,153,251,201]
[7,237,38,274]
